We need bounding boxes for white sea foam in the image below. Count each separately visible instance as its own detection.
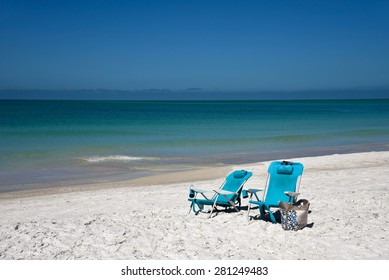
[81,155,146,163]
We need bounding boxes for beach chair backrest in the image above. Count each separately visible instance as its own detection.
[263,161,304,205]
[217,170,252,203]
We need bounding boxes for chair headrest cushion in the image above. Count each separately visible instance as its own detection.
[233,170,248,179]
[277,165,294,175]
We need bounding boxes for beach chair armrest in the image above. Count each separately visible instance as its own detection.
[285,191,300,198]
[213,189,236,195]
[247,188,264,194]
[191,188,213,194]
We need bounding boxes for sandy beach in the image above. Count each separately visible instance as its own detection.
[1,151,389,260]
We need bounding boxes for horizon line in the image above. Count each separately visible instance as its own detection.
[1,87,389,92]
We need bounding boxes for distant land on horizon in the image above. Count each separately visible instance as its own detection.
[1,88,389,100]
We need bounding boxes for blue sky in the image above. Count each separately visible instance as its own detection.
[1,0,389,93]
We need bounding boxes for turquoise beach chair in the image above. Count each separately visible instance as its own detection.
[188,170,252,218]
[247,161,304,223]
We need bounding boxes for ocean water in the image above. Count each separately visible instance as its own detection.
[1,99,389,192]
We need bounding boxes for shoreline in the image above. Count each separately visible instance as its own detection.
[1,150,389,259]
[0,165,232,200]
[2,145,389,200]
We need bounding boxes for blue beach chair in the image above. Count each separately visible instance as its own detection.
[188,170,252,218]
[247,161,304,223]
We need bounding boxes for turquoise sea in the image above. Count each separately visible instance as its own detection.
[1,99,389,192]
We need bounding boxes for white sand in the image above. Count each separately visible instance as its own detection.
[1,151,389,260]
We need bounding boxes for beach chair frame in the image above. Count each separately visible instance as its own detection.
[247,161,303,223]
[188,170,252,218]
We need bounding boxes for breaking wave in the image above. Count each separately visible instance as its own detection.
[81,155,147,163]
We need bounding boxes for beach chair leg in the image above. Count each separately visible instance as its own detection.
[247,202,252,221]
[227,202,239,212]
[232,203,239,212]
[267,207,277,223]
[209,195,219,218]
[209,205,215,218]
[247,193,254,221]
[269,213,276,223]
[254,193,260,201]
[223,194,239,212]
[189,200,204,215]
[188,202,194,214]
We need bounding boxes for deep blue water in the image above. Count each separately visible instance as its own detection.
[1,99,389,192]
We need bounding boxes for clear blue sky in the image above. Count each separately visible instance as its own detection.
[1,0,389,92]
